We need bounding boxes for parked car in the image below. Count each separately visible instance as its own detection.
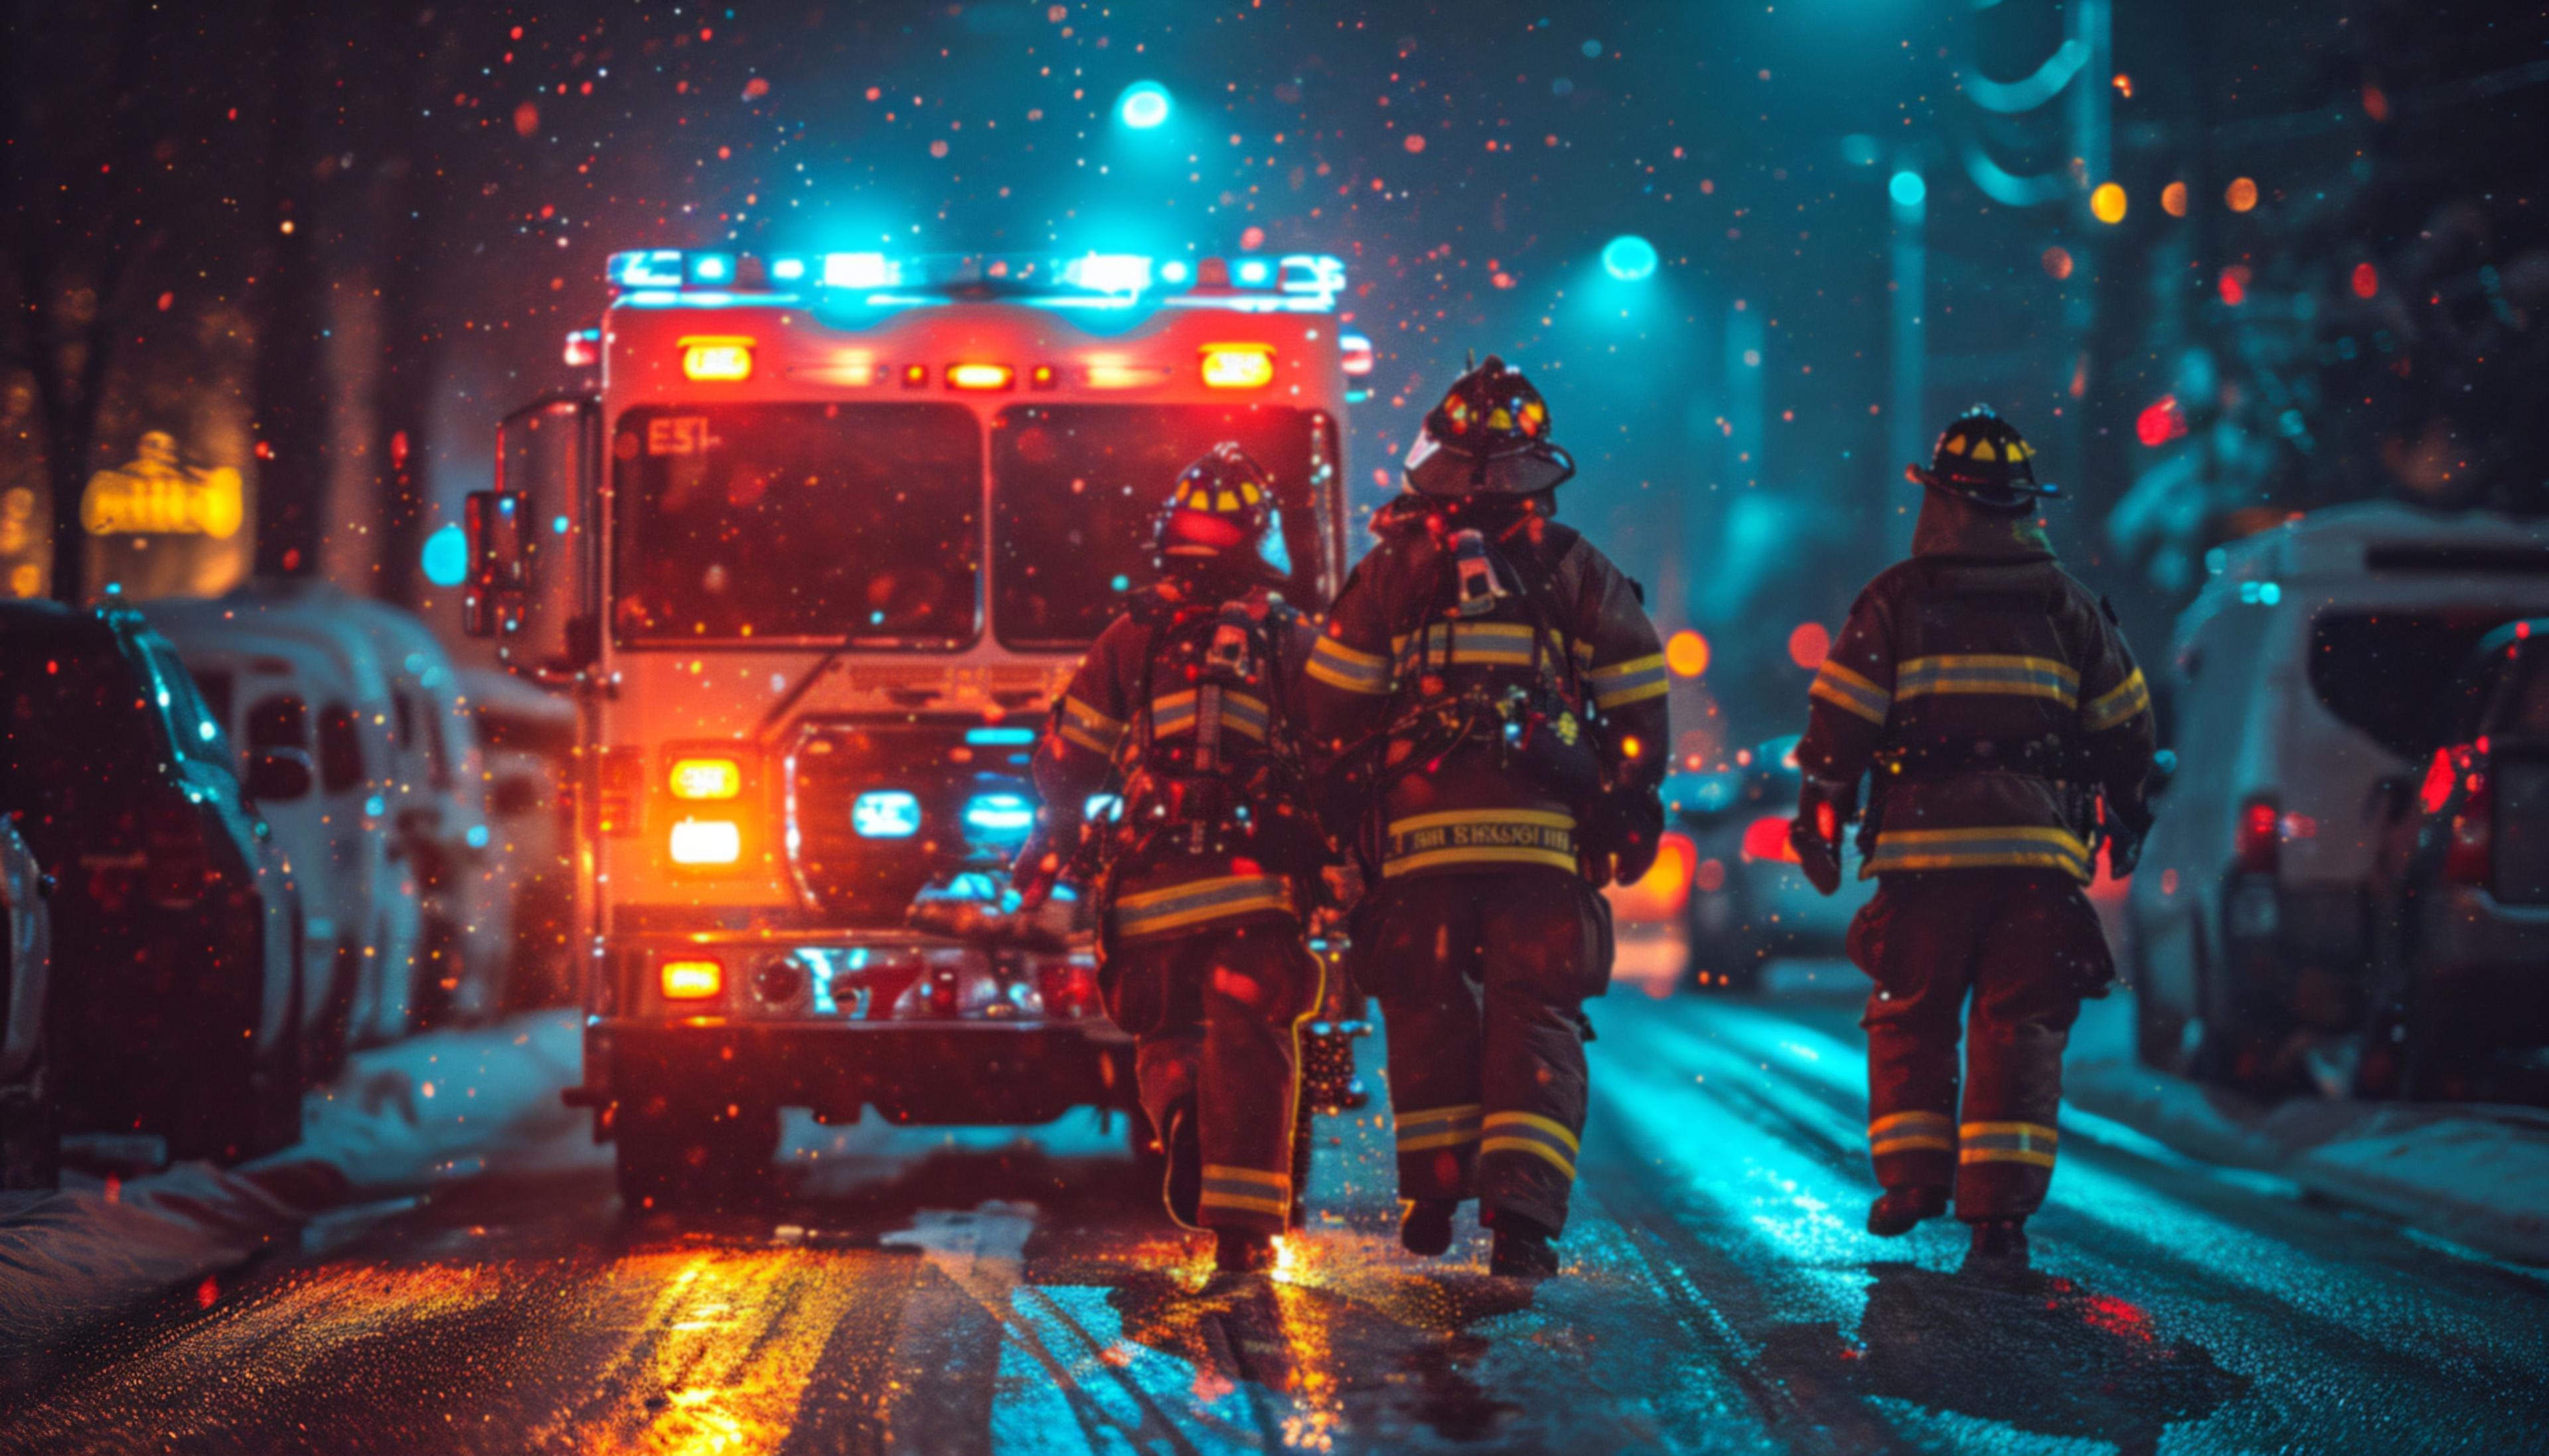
[2357,618,2549,1101]
[460,667,578,1011]
[149,588,424,1047]
[0,603,312,1161]
[240,583,499,1026]
[1,816,57,1189]
[1665,733,1876,989]
[2126,504,2549,1090]
[142,602,404,1078]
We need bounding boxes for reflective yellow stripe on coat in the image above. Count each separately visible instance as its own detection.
[1894,654,2079,707]
[1058,695,1126,757]
[1381,808,1578,877]
[2083,668,2151,732]
[1864,825,2092,881]
[1109,874,1294,940]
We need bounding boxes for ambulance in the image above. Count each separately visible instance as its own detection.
[467,247,1366,1206]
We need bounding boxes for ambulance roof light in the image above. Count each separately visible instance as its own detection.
[609,249,686,289]
[824,252,894,289]
[1064,254,1152,295]
[688,252,734,284]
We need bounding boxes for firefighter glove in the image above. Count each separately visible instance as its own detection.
[1790,775,1858,897]
[1590,787,1665,888]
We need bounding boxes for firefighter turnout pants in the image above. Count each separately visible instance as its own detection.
[1102,918,1323,1234]
[1847,869,2115,1221]
[1360,867,1613,1235]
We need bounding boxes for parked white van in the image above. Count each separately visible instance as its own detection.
[2127,503,2549,1089]
[146,595,422,1053]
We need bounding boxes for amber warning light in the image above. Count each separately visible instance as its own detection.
[660,959,724,1000]
[947,362,1016,391]
[680,336,755,381]
[1199,343,1276,389]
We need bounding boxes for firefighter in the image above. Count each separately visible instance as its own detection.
[1304,356,1668,1279]
[1791,405,2157,1266]
[1014,443,1326,1275]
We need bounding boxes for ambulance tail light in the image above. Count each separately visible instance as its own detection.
[947,362,1015,392]
[1339,332,1375,378]
[668,757,742,801]
[669,819,743,866]
[1080,362,1174,390]
[2234,794,2279,875]
[1741,815,1803,865]
[680,336,754,382]
[1200,344,1276,390]
[660,958,724,1001]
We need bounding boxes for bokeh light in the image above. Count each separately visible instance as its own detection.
[1666,628,1711,678]
[1887,171,1926,210]
[2042,246,2074,281]
[2091,182,2128,224]
[2351,262,2379,298]
[1787,622,1831,670]
[420,524,468,588]
[2161,181,2189,217]
[1117,82,1170,130]
[1602,234,1659,281]
[2225,177,2260,212]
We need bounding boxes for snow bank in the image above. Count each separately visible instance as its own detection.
[0,1010,588,1351]
[2066,997,2549,1266]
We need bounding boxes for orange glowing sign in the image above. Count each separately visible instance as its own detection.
[1199,344,1276,389]
[680,336,755,381]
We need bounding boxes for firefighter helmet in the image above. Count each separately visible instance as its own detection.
[1906,405,2060,512]
[1403,354,1577,498]
[1154,442,1293,584]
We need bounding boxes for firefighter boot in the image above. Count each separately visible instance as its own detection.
[1867,1186,1950,1238]
[1966,1218,2031,1268]
[1401,1197,1459,1258]
[1488,1210,1561,1279]
[1215,1226,1276,1274]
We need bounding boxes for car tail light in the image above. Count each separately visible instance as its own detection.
[2443,768,2495,886]
[947,362,1014,391]
[1339,331,1375,378]
[680,336,754,382]
[1741,815,1802,864]
[1037,958,1104,1019]
[668,756,742,801]
[660,958,724,1000]
[2234,794,2279,875]
[669,819,742,865]
[1199,344,1276,389]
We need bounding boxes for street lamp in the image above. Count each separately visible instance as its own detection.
[1602,234,1660,281]
[1117,82,1170,131]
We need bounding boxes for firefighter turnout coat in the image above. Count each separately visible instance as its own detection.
[1031,583,1326,1234]
[1304,496,1668,1234]
[1798,494,2157,1220]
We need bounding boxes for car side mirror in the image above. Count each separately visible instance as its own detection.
[462,489,530,638]
[248,747,316,803]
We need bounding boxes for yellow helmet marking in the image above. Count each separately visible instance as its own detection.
[1971,439,1998,462]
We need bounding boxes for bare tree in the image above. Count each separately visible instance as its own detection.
[0,0,177,603]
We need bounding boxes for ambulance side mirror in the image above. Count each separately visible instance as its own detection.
[462,489,530,639]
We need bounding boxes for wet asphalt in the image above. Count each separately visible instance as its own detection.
[3,983,2545,1455]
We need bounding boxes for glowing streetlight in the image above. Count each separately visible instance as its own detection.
[1117,82,1170,131]
[1601,234,1659,281]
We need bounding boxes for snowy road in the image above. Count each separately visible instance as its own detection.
[5,988,2546,1455]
